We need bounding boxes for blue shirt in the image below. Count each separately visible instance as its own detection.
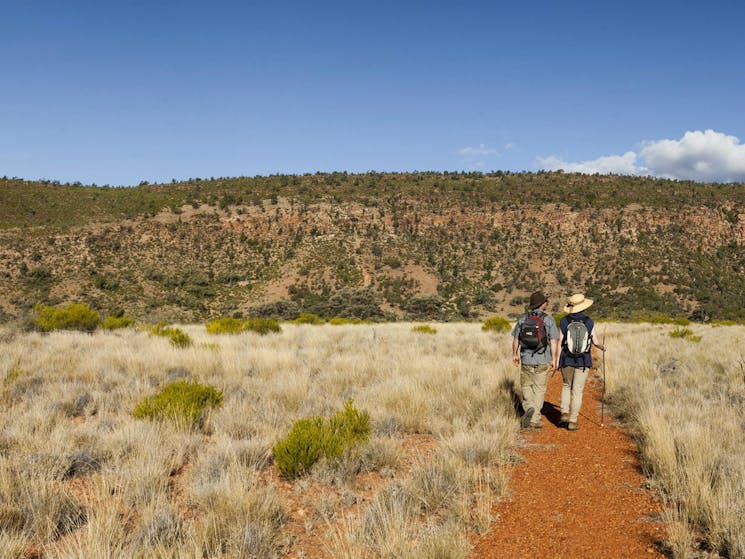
[559,312,595,368]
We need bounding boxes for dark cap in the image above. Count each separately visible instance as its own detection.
[529,291,548,309]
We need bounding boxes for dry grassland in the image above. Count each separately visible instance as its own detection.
[2,321,743,558]
[0,323,518,558]
[604,322,745,558]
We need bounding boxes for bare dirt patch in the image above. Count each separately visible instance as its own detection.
[472,372,666,559]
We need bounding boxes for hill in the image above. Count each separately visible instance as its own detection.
[1,171,744,323]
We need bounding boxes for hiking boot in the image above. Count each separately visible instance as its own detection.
[560,413,570,425]
[520,408,535,429]
[530,421,543,430]
[567,422,579,431]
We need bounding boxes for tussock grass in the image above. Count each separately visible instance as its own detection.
[0,322,517,556]
[604,322,745,558]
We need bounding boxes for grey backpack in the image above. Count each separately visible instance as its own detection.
[564,317,591,357]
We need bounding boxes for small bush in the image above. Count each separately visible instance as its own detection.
[273,400,371,479]
[150,323,193,348]
[206,317,282,335]
[329,317,372,325]
[245,318,282,335]
[133,380,223,428]
[481,316,511,333]
[101,315,135,330]
[34,303,100,332]
[206,317,246,334]
[412,325,437,335]
[669,327,694,339]
[292,313,325,325]
[651,315,691,325]
[669,327,701,343]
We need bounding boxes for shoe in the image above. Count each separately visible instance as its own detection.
[560,413,570,425]
[520,408,535,429]
[530,422,543,430]
[567,422,579,431]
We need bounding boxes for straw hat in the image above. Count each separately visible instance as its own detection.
[564,293,593,313]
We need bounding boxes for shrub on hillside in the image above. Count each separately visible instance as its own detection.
[248,299,300,320]
[481,316,511,333]
[412,324,437,335]
[405,294,447,321]
[327,287,386,320]
[34,303,100,332]
[133,380,223,429]
[273,400,371,479]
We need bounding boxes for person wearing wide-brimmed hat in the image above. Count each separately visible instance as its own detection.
[556,293,606,431]
[512,291,560,429]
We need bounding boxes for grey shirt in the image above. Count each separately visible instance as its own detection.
[511,311,560,365]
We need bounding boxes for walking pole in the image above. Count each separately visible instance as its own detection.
[601,326,606,428]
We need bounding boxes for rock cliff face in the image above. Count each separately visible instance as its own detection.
[1,173,744,322]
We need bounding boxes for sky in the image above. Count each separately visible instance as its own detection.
[2,0,744,186]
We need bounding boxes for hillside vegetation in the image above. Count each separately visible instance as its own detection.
[1,172,744,323]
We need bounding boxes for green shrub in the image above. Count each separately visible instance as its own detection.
[670,327,694,339]
[552,312,568,325]
[273,400,371,479]
[150,323,193,348]
[650,314,690,325]
[133,380,223,428]
[245,318,282,335]
[101,315,135,330]
[328,317,372,325]
[206,317,282,335]
[34,303,100,332]
[206,317,246,335]
[481,316,511,333]
[669,327,700,342]
[292,313,325,325]
[412,324,437,334]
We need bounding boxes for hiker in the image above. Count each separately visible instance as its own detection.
[556,293,606,431]
[512,291,560,429]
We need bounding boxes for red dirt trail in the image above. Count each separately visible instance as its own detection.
[472,371,666,559]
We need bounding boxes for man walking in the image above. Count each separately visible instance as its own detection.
[556,293,606,431]
[512,291,560,429]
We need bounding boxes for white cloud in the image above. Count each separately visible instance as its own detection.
[641,129,745,182]
[458,144,499,157]
[536,129,745,183]
[536,151,641,175]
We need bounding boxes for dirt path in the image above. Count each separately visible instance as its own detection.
[472,371,667,559]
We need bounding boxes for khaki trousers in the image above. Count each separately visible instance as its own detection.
[561,366,589,423]
[520,364,549,424]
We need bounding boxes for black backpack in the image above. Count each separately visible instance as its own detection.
[518,310,548,353]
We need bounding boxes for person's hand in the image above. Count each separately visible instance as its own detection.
[598,343,606,352]
[512,355,520,366]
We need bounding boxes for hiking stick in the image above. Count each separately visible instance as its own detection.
[601,326,606,428]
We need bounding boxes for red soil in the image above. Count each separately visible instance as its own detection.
[472,371,666,559]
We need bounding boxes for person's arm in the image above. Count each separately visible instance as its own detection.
[550,338,560,371]
[589,320,606,352]
[512,337,520,366]
[554,330,563,371]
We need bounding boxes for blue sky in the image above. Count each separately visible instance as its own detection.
[2,0,744,186]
